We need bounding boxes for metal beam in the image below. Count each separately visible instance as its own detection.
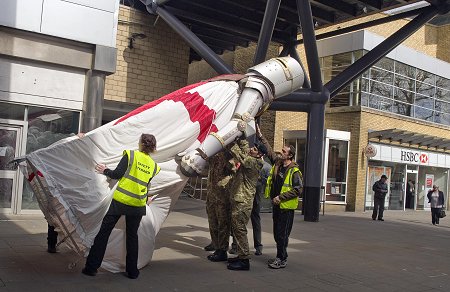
[253,0,281,65]
[326,5,439,98]
[311,0,358,17]
[289,44,311,89]
[191,26,249,47]
[153,5,234,74]
[297,0,324,92]
[294,6,432,46]
[277,89,328,103]
[269,101,311,112]
[358,0,383,10]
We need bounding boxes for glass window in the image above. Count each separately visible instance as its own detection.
[326,139,348,202]
[23,107,80,210]
[394,88,414,104]
[436,76,450,89]
[361,77,369,92]
[0,103,25,120]
[395,75,415,91]
[374,57,394,71]
[416,68,435,85]
[416,81,435,97]
[434,111,450,126]
[361,92,369,107]
[436,88,450,102]
[393,101,414,117]
[414,106,434,121]
[435,100,450,114]
[370,67,394,84]
[415,94,434,109]
[371,80,393,98]
[330,85,351,107]
[26,107,80,154]
[395,61,416,79]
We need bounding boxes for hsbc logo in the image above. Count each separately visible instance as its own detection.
[419,153,428,163]
[401,150,428,164]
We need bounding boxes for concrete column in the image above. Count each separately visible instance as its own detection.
[81,70,105,132]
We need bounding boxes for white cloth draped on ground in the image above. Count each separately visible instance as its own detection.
[23,79,240,272]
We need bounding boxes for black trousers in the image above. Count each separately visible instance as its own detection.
[272,205,294,261]
[431,207,441,225]
[85,214,142,276]
[47,225,58,247]
[250,192,262,250]
[372,196,385,220]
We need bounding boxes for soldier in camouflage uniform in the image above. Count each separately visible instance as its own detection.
[227,138,264,271]
[205,150,233,262]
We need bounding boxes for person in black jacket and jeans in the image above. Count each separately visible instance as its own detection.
[372,175,388,221]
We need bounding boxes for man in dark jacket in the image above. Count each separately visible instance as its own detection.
[372,175,389,221]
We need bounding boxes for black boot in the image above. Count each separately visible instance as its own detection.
[227,259,250,271]
[204,243,215,251]
[207,250,228,262]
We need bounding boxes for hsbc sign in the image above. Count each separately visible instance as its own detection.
[400,150,428,164]
[369,143,450,168]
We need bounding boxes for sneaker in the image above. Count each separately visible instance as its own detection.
[268,258,287,269]
[267,257,279,265]
[378,218,384,221]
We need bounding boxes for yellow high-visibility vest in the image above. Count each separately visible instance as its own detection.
[113,150,160,207]
[265,166,301,210]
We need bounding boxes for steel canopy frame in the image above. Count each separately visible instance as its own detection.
[141,0,448,222]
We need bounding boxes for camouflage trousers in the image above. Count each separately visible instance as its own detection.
[206,188,231,251]
[230,196,254,259]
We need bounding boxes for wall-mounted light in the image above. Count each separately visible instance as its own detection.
[128,33,147,49]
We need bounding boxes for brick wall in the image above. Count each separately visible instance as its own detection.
[104,5,190,104]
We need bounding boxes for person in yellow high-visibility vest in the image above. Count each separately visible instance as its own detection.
[256,125,303,270]
[82,134,160,279]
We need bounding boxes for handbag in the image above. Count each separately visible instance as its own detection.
[439,209,446,218]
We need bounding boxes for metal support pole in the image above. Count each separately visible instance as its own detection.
[304,101,326,222]
[253,0,281,65]
[81,70,105,132]
[277,89,328,104]
[154,6,234,74]
[296,0,323,92]
[326,6,439,97]
[269,101,310,112]
[289,43,311,89]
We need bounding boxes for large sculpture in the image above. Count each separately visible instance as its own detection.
[21,57,304,273]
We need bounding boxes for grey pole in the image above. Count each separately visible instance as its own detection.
[269,101,310,112]
[326,5,439,97]
[154,6,234,75]
[253,0,281,65]
[296,0,327,221]
[289,44,311,89]
[81,70,105,132]
[296,0,323,92]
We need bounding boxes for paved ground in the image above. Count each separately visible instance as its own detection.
[1,196,449,292]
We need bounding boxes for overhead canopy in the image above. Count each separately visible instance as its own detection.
[124,0,448,62]
[368,128,450,150]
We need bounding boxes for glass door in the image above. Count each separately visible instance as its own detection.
[0,124,24,213]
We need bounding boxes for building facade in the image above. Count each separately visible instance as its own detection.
[276,17,450,212]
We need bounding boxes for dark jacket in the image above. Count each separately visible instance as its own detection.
[427,190,445,206]
[372,180,388,199]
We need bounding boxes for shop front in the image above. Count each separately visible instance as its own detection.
[365,143,449,211]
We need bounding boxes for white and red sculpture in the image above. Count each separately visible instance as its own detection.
[22,57,304,272]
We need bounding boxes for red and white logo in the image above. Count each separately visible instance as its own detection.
[419,153,428,163]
